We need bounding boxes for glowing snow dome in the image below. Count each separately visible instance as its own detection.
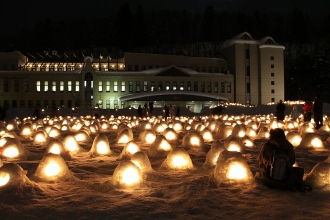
[111,160,143,188]
[210,150,254,186]
[305,156,330,189]
[31,153,75,182]
[160,147,194,170]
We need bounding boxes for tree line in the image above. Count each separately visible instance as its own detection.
[1,4,330,102]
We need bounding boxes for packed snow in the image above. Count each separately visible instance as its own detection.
[0,104,330,219]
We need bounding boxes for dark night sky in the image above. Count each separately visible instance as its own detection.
[1,0,330,37]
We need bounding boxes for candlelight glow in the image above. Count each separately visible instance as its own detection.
[2,146,19,158]
[44,161,61,177]
[0,172,10,186]
[226,163,247,179]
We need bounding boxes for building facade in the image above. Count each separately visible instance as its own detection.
[0,32,285,112]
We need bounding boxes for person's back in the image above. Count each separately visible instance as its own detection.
[258,128,297,189]
[303,97,313,122]
[276,100,285,121]
[313,93,323,129]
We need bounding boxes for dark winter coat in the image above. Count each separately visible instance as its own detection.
[258,137,296,188]
[276,102,286,121]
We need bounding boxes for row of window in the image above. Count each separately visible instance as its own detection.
[1,100,75,109]
[127,65,225,73]
[1,80,232,94]
[97,80,231,93]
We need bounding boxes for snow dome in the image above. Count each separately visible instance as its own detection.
[138,129,156,144]
[63,135,83,155]
[305,155,330,189]
[31,153,74,182]
[181,130,204,151]
[45,138,71,160]
[200,127,214,142]
[217,125,233,140]
[147,135,172,158]
[224,135,245,153]
[231,124,246,138]
[0,137,29,160]
[160,147,194,170]
[203,140,226,168]
[33,130,49,144]
[19,123,34,138]
[297,133,324,149]
[89,134,112,157]
[131,151,153,173]
[73,130,93,144]
[111,160,143,188]
[162,127,178,143]
[256,126,270,139]
[0,163,32,189]
[210,150,254,186]
[118,141,141,160]
[286,131,302,147]
[116,128,134,144]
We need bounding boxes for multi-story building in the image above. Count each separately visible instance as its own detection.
[0,32,285,112]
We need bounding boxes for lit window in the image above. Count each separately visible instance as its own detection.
[121,81,125,92]
[106,81,110,92]
[68,81,72,92]
[151,81,155,91]
[44,81,48,92]
[75,81,79,92]
[114,81,118,92]
[166,81,170,91]
[143,81,147,92]
[99,81,103,92]
[180,81,184,91]
[36,81,41,92]
[52,81,56,92]
[173,81,177,90]
[60,81,64,92]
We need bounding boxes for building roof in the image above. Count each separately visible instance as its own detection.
[222,32,285,50]
[119,90,228,102]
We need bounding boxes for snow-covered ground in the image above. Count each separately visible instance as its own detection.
[0,104,330,219]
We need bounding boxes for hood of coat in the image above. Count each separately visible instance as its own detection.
[269,138,294,150]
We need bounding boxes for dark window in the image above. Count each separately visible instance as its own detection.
[271,64,274,68]
[214,82,218,92]
[187,82,191,91]
[28,100,33,108]
[271,73,274,77]
[271,56,274,60]
[194,82,198,91]
[271,89,275,93]
[129,81,133,92]
[201,82,205,92]
[136,81,140,92]
[135,65,139,71]
[20,100,25,108]
[128,65,132,71]
[221,82,225,93]
[12,100,17,108]
[4,79,8,92]
[246,49,250,59]
[246,66,250,76]
[208,82,211,92]
[158,81,162,91]
[247,83,250,93]
[271,81,275,85]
